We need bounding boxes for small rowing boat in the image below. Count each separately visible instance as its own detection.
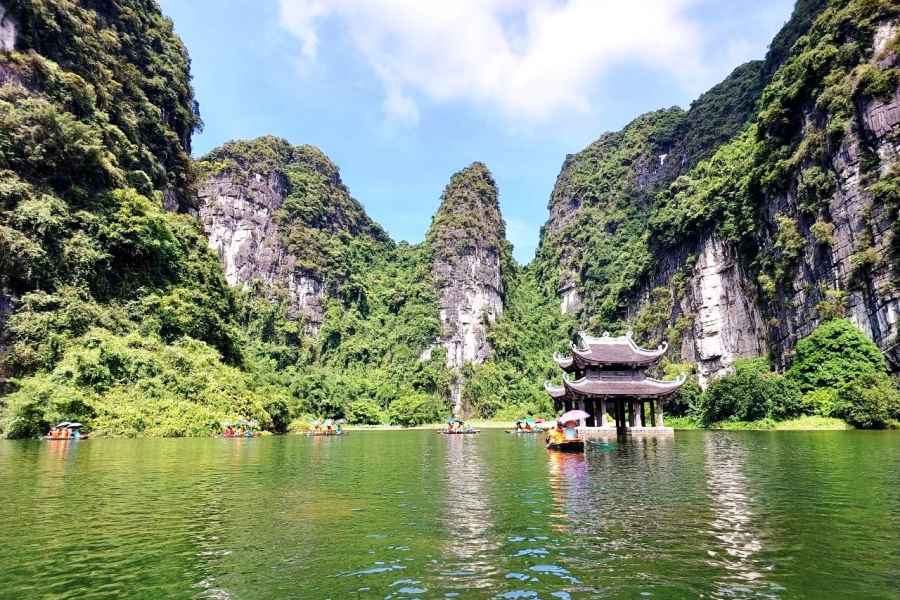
[506,429,543,434]
[440,429,479,435]
[545,438,585,452]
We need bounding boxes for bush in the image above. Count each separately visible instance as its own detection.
[833,372,900,429]
[786,319,887,392]
[662,363,700,417]
[388,393,445,427]
[694,358,803,425]
[346,399,383,425]
[802,388,839,416]
[2,330,276,438]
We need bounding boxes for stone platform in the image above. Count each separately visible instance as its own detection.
[579,426,674,438]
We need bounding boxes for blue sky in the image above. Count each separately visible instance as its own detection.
[160,0,796,263]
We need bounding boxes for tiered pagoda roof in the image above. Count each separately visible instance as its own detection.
[546,331,684,402]
[545,372,686,399]
[553,331,667,372]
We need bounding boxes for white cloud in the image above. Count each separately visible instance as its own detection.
[277,0,719,124]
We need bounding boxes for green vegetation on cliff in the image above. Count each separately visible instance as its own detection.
[683,320,899,429]
[426,161,509,268]
[0,0,271,437]
[462,265,576,419]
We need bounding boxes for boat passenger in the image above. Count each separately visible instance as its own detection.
[548,423,565,444]
[563,421,578,440]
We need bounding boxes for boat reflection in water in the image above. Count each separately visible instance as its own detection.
[546,450,590,534]
[703,434,782,599]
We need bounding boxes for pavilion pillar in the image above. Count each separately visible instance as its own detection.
[654,398,664,427]
[637,401,645,428]
[627,400,636,428]
[599,399,608,428]
[649,400,656,427]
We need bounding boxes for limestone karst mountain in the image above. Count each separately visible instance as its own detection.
[534,0,900,382]
[0,0,897,436]
[195,136,390,334]
[425,163,511,415]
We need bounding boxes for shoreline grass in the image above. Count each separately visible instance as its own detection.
[345,416,856,432]
[667,415,852,431]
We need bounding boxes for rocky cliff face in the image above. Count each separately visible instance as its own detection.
[538,62,771,326]
[196,137,388,335]
[537,1,899,381]
[0,4,16,52]
[198,171,325,333]
[427,163,508,413]
[679,238,768,386]
[762,21,900,369]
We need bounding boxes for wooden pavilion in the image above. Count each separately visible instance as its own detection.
[545,331,684,434]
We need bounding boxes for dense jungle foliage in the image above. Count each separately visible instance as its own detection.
[0,0,278,436]
[688,320,900,428]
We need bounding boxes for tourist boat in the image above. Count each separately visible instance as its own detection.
[44,422,88,440]
[306,418,345,436]
[545,438,585,452]
[441,417,478,434]
[222,418,261,437]
[507,418,544,434]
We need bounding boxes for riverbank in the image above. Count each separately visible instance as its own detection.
[344,416,862,432]
[344,419,521,432]
[666,415,857,431]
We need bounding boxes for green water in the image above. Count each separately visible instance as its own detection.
[1,431,898,599]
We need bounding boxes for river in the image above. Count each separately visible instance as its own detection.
[1,430,898,599]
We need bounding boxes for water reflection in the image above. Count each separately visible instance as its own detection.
[438,434,499,592]
[703,434,781,599]
[546,451,589,533]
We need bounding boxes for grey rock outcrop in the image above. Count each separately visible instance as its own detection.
[196,137,389,337]
[753,21,899,371]
[198,171,325,334]
[0,4,16,53]
[680,237,768,386]
[428,163,507,414]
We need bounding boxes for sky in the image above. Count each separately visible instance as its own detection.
[159,0,796,263]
